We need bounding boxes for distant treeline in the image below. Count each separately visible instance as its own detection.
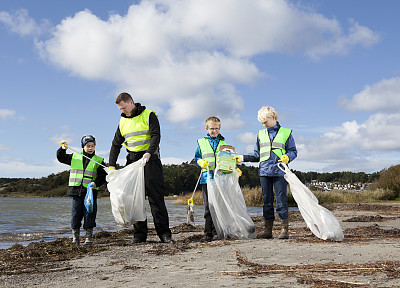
[0,160,382,198]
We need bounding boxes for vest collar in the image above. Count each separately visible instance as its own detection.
[206,134,225,141]
[121,103,146,118]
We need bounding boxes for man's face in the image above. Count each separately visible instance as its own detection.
[117,100,135,116]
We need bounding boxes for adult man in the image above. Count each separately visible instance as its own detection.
[109,92,172,243]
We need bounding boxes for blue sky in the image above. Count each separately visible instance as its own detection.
[1,0,400,178]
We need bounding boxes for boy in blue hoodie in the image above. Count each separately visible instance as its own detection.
[194,116,228,242]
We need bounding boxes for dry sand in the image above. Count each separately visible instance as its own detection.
[1,203,400,288]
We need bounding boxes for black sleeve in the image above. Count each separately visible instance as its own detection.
[56,147,73,166]
[109,125,124,167]
[94,160,107,188]
[147,111,161,155]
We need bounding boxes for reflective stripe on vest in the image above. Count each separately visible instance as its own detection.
[119,109,153,152]
[68,153,103,188]
[197,138,227,172]
[258,127,292,162]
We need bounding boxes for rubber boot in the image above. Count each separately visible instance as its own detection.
[257,220,273,239]
[278,219,289,239]
[72,229,80,244]
[84,228,93,245]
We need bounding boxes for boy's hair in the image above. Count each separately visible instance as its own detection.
[116,92,134,104]
[257,106,278,123]
[205,116,221,128]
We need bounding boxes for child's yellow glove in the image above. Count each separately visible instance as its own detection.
[236,168,242,177]
[197,159,209,169]
[233,155,243,163]
[280,155,289,164]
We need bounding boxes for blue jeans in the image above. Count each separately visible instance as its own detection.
[71,192,97,230]
[259,176,288,221]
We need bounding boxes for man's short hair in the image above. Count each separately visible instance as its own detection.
[116,92,133,104]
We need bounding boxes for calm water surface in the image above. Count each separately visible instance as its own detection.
[0,198,263,249]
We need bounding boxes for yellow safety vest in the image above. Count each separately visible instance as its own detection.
[258,127,292,162]
[69,153,103,188]
[119,109,153,152]
[197,138,227,172]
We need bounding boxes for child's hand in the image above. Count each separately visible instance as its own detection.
[197,159,209,168]
[233,155,243,163]
[60,140,68,149]
[236,168,242,177]
[279,155,289,164]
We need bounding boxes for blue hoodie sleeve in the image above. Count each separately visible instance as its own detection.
[243,136,261,162]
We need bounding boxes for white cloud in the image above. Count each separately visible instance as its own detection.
[161,156,191,165]
[236,132,257,144]
[340,77,400,111]
[0,157,67,178]
[295,112,400,172]
[0,109,16,120]
[0,144,11,150]
[0,9,49,37]
[31,0,379,126]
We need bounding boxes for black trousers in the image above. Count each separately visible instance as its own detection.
[202,184,217,237]
[129,156,171,240]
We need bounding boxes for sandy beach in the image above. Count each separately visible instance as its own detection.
[1,203,400,288]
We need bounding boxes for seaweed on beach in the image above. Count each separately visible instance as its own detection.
[343,214,398,222]
[233,249,400,288]
[0,238,106,275]
[0,224,208,275]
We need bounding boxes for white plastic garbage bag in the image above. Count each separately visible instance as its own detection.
[207,168,256,239]
[106,159,146,226]
[278,163,344,241]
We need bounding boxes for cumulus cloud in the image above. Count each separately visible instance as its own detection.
[295,111,400,172]
[340,77,400,111]
[0,157,67,178]
[0,144,11,150]
[30,0,379,125]
[0,9,49,37]
[0,109,16,120]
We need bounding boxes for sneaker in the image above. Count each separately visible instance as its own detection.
[160,234,172,243]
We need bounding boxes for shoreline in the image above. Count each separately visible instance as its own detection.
[1,203,400,287]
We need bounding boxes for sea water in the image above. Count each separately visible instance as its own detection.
[0,197,264,249]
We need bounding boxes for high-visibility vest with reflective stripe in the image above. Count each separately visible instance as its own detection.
[119,109,153,152]
[258,127,292,162]
[68,153,103,188]
[197,138,227,172]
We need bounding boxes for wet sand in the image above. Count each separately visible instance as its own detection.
[1,203,400,288]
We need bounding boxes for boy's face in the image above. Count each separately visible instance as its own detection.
[117,100,135,116]
[206,122,220,137]
[83,142,95,154]
[262,117,277,128]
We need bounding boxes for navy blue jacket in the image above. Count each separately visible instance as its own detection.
[243,122,297,177]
